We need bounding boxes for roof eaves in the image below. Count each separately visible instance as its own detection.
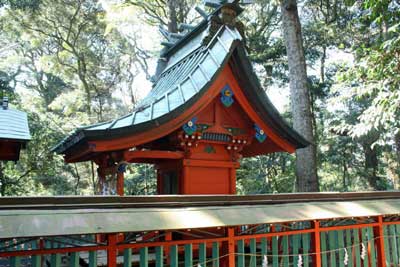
[230,45,310,149]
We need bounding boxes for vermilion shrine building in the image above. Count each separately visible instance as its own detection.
[54,2,308,196]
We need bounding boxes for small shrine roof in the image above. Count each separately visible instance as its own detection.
[0,108,31,142]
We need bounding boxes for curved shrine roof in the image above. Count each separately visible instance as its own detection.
[54,6,309,156]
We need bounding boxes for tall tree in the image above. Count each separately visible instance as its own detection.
[280,0,319,191]
[125,0,197,33]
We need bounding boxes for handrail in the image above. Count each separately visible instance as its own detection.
[1,191,399,210]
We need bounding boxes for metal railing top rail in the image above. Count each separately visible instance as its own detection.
[1,191,400,210]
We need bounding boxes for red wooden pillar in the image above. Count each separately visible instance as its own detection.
[116,171,124,196]
[156,170,162,194]
[229,168,236,194]
[107,233,118,267]
[116,162,127,196]
[374,216,386,267]
[313,220,322,267]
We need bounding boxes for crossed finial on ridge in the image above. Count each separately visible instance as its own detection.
[159,0,253,48]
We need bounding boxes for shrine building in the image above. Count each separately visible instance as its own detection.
[0,96,31,161]
[53,1,308,196]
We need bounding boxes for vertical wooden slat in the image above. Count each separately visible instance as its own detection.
[237,239,245,267]
[89,234,97,267]
[361,227,370,267]
[199,243,207,267]
[70,252,79,267]
[212,242,219,267]
[124,248,132,267]
[368,227,377,267]
[261,237,268,255]
[89,250,97,267]
[31,240,41,267]
[389,225,398,266]
[396,225,400,266]
[170,245,178,267]
[261,237,268,265]
[272,236,279,267]
[345,229,354,267]
[338,230,345,267]
[185,244,193,267]
[292,234,300,266]
[249,238,256,267]
[140,247,149,267]
[156,246,164,267]
[383,226,391,266]
[321,232,328,267]
[51,242,62,267]
[354,229,362,267]
[10,256,21,267]
[302,233,310,267]
[51,253,62,267]
[329,231,337,267]
[282,235,289,267]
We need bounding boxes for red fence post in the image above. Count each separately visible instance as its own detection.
[165,231,172,265]
[228,227,235,267]
[107,233,118,267]
[313,220,322,267]
[374,216,386,267]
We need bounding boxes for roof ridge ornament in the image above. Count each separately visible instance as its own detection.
[202,0,249,46]
[159,26,184,44]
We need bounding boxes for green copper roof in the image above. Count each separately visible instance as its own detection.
[53,2,309,155]
[54,25,243,153]
[0,108,31,141]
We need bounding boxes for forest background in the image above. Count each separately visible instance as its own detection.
[0,0,399,196]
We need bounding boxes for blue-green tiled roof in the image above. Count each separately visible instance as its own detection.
[53,2,310,155]
[0,108,31,141]
[54,25,243,153]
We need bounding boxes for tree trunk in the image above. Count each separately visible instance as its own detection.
[167,0,178,33]
[280,0,319,192]
[320,46,326,83]
[363,143,381,190]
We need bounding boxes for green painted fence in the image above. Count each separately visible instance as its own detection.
[3,223,400,267]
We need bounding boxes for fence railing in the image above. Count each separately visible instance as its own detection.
[1,215,400,267]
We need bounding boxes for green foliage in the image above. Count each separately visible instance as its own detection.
[0,0,399,196]
[0,0,154,195]
[124,164,156,195]
[0,0,41,10]
[237,154,295,194]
